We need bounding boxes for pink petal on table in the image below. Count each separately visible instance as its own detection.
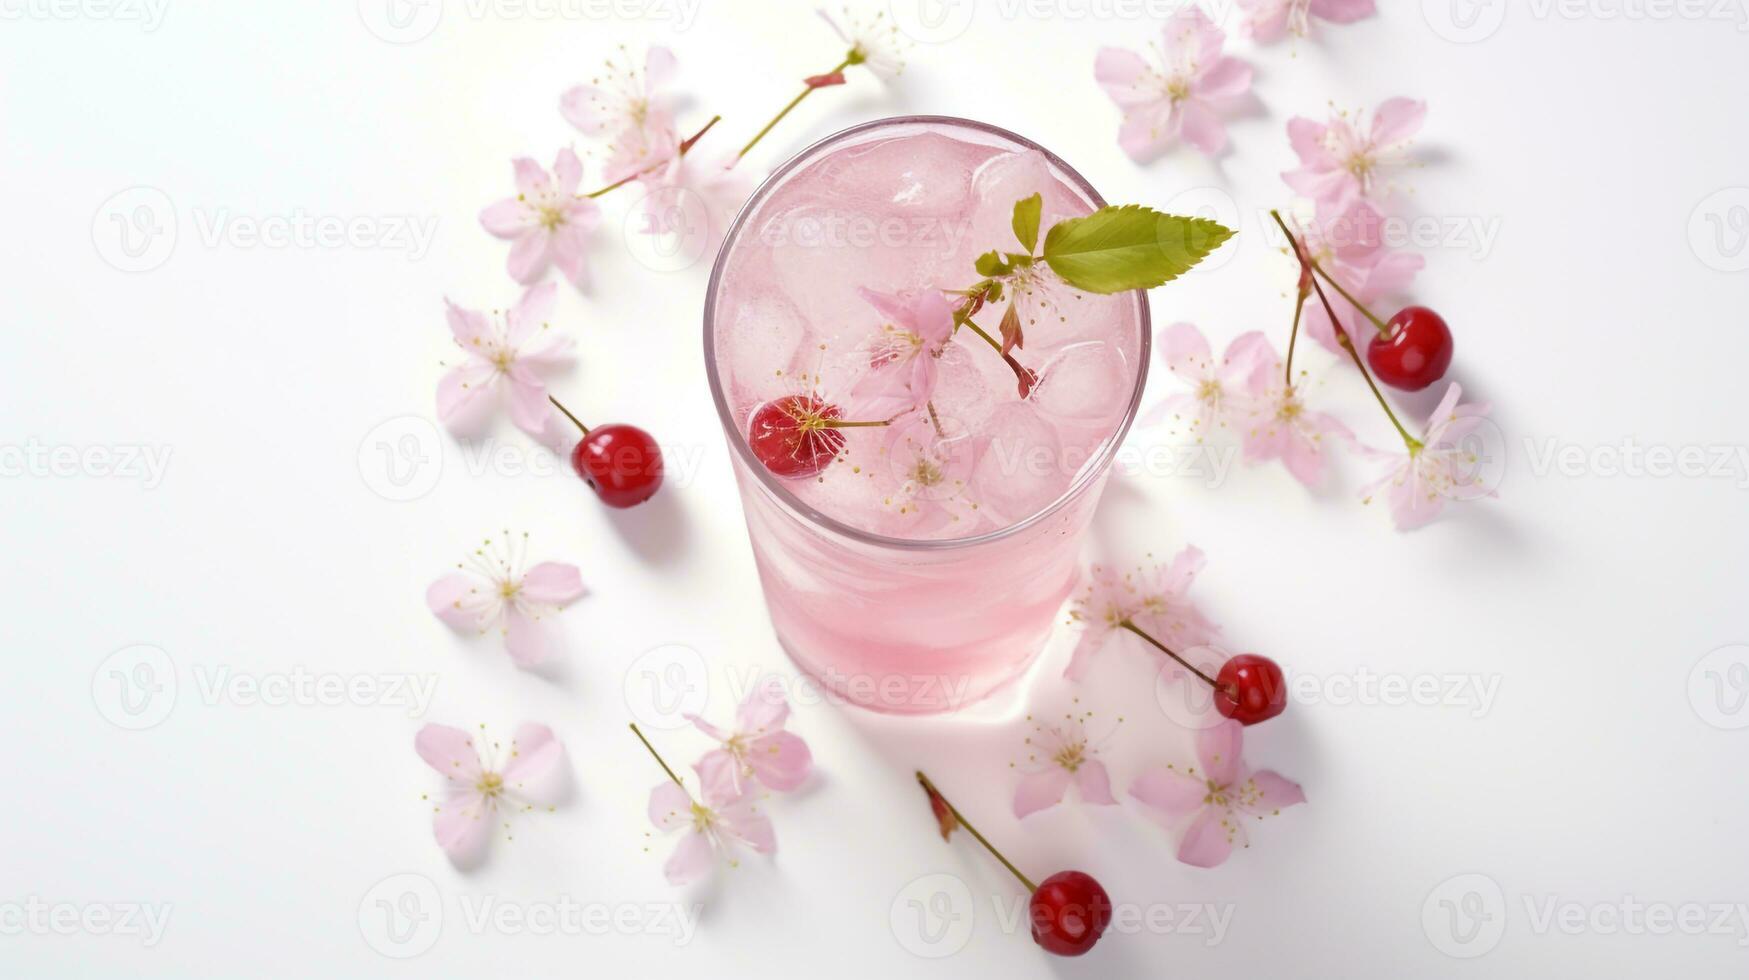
[1014,767,1073,818]
[719,797,776,854]
[735,677,791,734]
[558,84,613,136]
[1195,57,1252,100]
[1370,96,1425,147]
[506,282,557,349]
[1313,0,1377,22]
[663,831,715,885]
[1161,321,1212,379]
[1196,720,1245,786]
[415,723,483,779]
[1093,47,1156,107]
[694,749,742,800]
[648,781,693,831]
[1243,769,1307,815]
[511,157,548,197]
[503,608,550,666]
[1117,102,1179,163]
[1129,766,1206,820]
[444,298,492,348]
[1176,806,1235,868]
[426,573,479,631]
[643,45,678,92]
[1074,760,1118,806]
[521,561,584,605]
[432,789,492,862]
[480,197,530,238]
[746,732,812,792]
[552,147,583,195]
[505,228,550,284]
[503,366,553,438]
[1062,623,1109,682]
[501,723,566,804]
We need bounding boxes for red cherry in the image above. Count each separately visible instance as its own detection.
[747,395,846,479]
[1214,653,1287,726]
[1366,305,1453,392]
[1029,870,1112,957]
[570,424,663,508]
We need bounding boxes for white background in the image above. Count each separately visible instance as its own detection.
[4,0,1749,976]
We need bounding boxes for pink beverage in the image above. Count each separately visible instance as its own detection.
[704,117,1148,714]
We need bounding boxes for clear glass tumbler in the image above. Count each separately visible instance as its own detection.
[704,116,1150,714]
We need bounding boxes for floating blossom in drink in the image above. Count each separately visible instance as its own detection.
[687,677,814,798]
[1287,201,1423,353]
[560,45,681,183]
[1284,97,1426,213]
[1237,0,1376,44]
[1142,323,1273,439]
[1094,7,1254,160]
[849,287,956,416]
[1129,719,1305,868]
[648,770,776,885]
[478,148,603,287]
[1013,703,1119,818]
[415,722,567,864]
[436,283,572,439]
[1359,382,1495,530]
[877,414,980,534]
[426,531,586,666]
[1240,340,1353,487]
[818,6,906,80]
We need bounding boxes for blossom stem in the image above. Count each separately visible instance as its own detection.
[629,723,688,792]
[1267,209,1389,334]
[953,297,1036,397]
[1119,620,1225,692]
[736,58,854,162]
[582,115,723,199]
[548,395,590,436]
[915,771,1037,893]
[1272,212,1421,450]
[926,401,946,438]
[1283,285,1308,389]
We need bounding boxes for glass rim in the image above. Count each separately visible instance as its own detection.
[702,114,1152,552]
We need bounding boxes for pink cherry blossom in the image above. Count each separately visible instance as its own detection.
[1065,550,1218,682]
[819,7,906,81]
[478,148,602,288]
[634,149,756,265]
[687,676,814,799]
[1095,8,1253,160]
[415,721,567,864]
[1238,0,1376,44]
[1284,97,1426,213]
[1129,719,1305,868]
[849,287,956,417]
[1141,323,1274,440]
[559,45,680,183]
[648,771,775,885]
[1013,704,1119,818]
[1359,383,1496,531]
[1240,341,1354,487]
[436,283,572,439]
[1288,201,1424,353]
[426,531,585,667]
[876,413,980,536]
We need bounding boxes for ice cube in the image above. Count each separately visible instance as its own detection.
[927,342,995,430]
[721,291,806,404]
[811,132,982,215]
[961,149,1088,265]
[971,402,1071,523]
[1032,341,1130,422]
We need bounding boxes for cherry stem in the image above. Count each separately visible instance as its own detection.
[547,395,590,436]
[821,419,891,429]
[1271,213,1421,451]
[915,771,1037,893]
[629,723,688,793]
[1119,620,1227,693]
[736,57,854,162]
[1283,285,1308,389]
[1267,209,1389,334]
[582,115,723,199]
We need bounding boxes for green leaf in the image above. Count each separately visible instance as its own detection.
[1041,206,1235,294]
[974,250,1012,278]
[1011,193,1042,253]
